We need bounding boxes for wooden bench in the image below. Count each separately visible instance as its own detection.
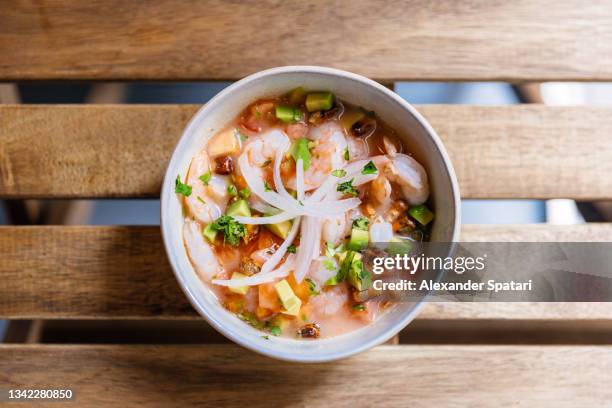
[2,1,612,406]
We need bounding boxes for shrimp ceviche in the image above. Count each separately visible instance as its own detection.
[176,88,435,339]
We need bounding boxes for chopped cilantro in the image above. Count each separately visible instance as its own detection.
[239,187,251,199]
[337,178,358,197]
[322,258,336,271]
[269,326,282,336]
[325,242,345,257]
[344,148,350,161]
[287,244,297,254]
[264,181,273,192]
[305,278,320,295]
[352,304,366,312]
[199,171,211,186]
[361,161,378,175]
[331,169,347,177]
[175,175,192,196]
[352,217,370,231]
[236,129,248,142]
[210,215,247,246]
[227,184,237,196]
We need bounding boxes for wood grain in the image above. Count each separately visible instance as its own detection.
[3,1,612,81]
[1,344,611,407]
[1,224,611,320]
[1,104,612,199]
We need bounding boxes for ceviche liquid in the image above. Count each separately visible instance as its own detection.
[177,88,434,339]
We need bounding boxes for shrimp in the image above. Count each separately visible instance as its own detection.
[307,257,338,288]
[288,121,348,190]
[371,153,429,207]
[184,148,230,224]
[307,284,350,315]
[183,219,222,282]
[346,134,369,161]
[243,129,289,168]
[321,213,349,245]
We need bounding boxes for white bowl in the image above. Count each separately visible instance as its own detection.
[161,66,460,362]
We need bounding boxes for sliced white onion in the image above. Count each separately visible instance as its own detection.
[273,139,293,200]
[308,158,381,202]
[310,217,322,259]
[233,212,297,225]
[261,216,301,274]
[240,154,345,217]
[249,199,279,215]
[296,158,305,202]
[212,255,296,287]
[294,216,318,283]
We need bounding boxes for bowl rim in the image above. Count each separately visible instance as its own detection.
[160,65,461,362]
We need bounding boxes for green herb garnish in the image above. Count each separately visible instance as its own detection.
[361,161,378,175]
[331,169,347,177]
[305,278,320,295]
[199,171,211,186]
[322,258,336,271]
[210,215,247,246]
[269,326,282,336]
[337,178,358,197]
[236,129,248,142]
[262,335,270,340]
[344,148,350,161]
[227,184,237,196]
[352,217,370,231]
[175,175,192,196]
[287,244,297,254]
[239,188,251,199]
[352,304,366,312]
[264,181,273,192]
[197,196,206,204]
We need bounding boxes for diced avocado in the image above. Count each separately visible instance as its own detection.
[288,87,307,105]
[305,92,334,112]
[340,109,365,132]
[291,138,311,170]
[265,219,292,239]
[348,228,369,251]
[228,272,249,295]
[275,279,302,316]
[275,105,295,123]
[203,224,218,243]
[226,199,251,217]
[387,236,412,256]
[408,204,434,226]
[348,259,372,291]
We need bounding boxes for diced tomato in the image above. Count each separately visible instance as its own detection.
[259,282,281,311]
[240,100,276,132]
[285,122,309,139]
[287,274,311,302]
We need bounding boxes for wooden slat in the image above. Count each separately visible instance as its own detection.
[1,345,611,407]
[1,224,611,320]
[1,104,612,199]
[3,1,612,81]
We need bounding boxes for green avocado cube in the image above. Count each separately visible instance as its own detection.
[226,199,251,217]
[348,228,369,251]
